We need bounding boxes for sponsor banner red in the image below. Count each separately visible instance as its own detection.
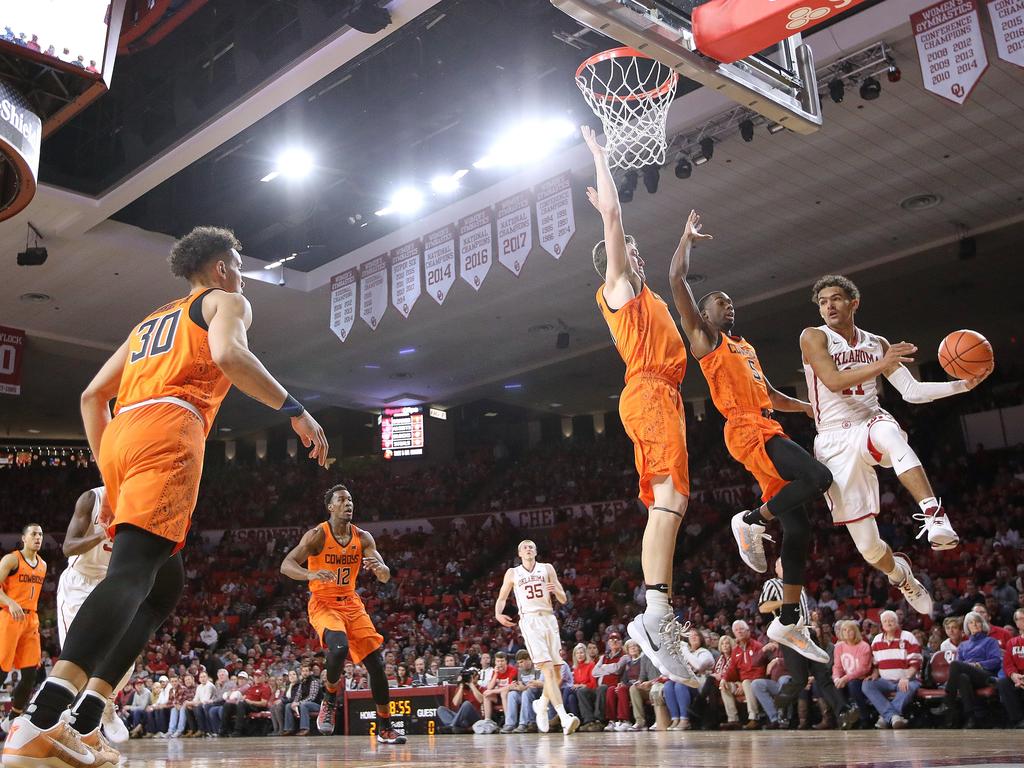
[0,325,26,396]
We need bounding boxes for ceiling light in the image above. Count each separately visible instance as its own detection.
[19,292,51,303]
[476,118,577,169]
[363,363,381,369]
[275,148,314,179]
[549,402,563,408]
[899,193,942,211]
[431,169,469,194]
[399,347,416,355]
[859,76,881,100]
[767,123,786,135]
[618,170,638,203]
[484,411,498,417]
[27,429,40,434]
[503,383,522,390]
[260,171,280,183]
[828,78,845,103]
[642,165,660,194]
[674,157,692,179]
[378,187,423,217]
[739,119,754,142]
[219,427,232,433]
[887,64,901,83]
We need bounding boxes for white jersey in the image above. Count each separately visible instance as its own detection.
[512,563,553,615]
[68,486,113,581]
[803,325,888,429]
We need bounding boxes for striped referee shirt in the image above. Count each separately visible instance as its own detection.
[758,578,811,625]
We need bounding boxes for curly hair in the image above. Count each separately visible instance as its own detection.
[592,235,637,279]
[168,226,241,280]
[811,274,860,304]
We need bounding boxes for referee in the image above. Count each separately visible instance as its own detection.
[758,558,860,730]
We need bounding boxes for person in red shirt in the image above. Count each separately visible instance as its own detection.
[231,669,271,736]
[973,602,1011,648]
[721,620,766,729]
[996,608,1024,727]
[481,652,517,723]
[578,632,625,731]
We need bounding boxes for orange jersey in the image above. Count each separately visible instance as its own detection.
[596,284,687,385]
[114,289,231,435]
[2,551,46,612]
[308,522,363,599]
[699,333,772,417]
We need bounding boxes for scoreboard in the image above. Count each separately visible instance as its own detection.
[379,406,425,459]
[344,686,450,736]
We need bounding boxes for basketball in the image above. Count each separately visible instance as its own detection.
[938,330,994,380]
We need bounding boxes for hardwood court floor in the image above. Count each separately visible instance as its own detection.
[119,730,1024,768]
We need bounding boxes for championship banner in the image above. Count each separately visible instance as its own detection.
[912,0,988,104]
[692,0,870,64]
[390,239,422,319]
[0,325,26,396]
[458,208,493,291]
[496,191,532,277]
[422,225,456,305]
[987,0,1024,67]
[329,270,357,342]
[535,172,576,259]
[359,255,389,330]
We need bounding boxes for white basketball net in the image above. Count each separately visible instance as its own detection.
[576,52,678,170]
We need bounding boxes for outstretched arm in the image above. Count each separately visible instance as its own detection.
[883,360,989,403]
[581,126,635,310]
[765,378,813,417]
[800,328,916,394]
[668,210,717,358]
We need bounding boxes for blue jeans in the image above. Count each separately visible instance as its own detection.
[662,681,694,720]
[862,678,920,723]
[841,678,870,716]
[751,676,792,723]
[167,705,186,734]
[562,686,579,717]
[506,690,531,727]
[299,700,320,730]
[438,701,479,729]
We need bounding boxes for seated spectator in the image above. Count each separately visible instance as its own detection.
[997,609,1024,728]
[292,664,321,735]
[231,669,271,736]
[663,628,714,731]
[272,670,299,735]
[145,676,174,736]
[409,657,434,687]
[705,635,735,730]
[437,669,484,733]
[503,650,543,733]
[750,644,790,729]
[568,643,595,724]
[166,673,196,737]
[481,651,516,725]
[578,632,625,732]
[204,669,235,737]
[720,620,766,730]
[127,679,153,738]
[394,663,412,688]
[944,611,1003,728]
[973,603,1012,648]
[832,619,872,719]
[939,616,964,655]
[862,610,921,729]
[627,644,663,731]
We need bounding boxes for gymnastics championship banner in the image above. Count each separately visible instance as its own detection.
[390,239,422,319]
[422,225,456,305]
[0,325,26,395]
[496,191,532,277]
[535,172,575,259]
[458,207,493,291]
[912,0,988,104]
[359,255,389,330]
[987,0,1024,68]
[329,270,357,342]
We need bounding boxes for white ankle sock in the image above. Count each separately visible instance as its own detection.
[918,496,939,513]
[643,590,671,634]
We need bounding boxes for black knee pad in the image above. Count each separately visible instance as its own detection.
[362,650,389,706]
[812,462,834,493]
[323,630,350,685]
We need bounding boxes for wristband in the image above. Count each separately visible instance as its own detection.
[279,394,305,418]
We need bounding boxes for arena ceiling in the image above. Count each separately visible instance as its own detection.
[1,0,1023,442]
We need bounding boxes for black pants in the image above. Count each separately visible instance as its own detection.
[775,645,846,716]
[996,676,1024,724]
[577,685,606,724]
[945,661,993,721]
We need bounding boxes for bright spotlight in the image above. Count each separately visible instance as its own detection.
[275,148,314,179]
[431,169,468,194]
[378,187,423,216]
[478,118,577,168]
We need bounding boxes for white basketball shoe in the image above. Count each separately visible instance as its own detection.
[891,554,933,615]
[627,613,698,685]
[913,503,959,550]
[730,512,774,574]
[767,616,829,664]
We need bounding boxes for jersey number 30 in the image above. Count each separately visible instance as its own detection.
[131,310,182,363]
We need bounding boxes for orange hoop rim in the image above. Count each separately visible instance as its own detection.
[575,46,678,103]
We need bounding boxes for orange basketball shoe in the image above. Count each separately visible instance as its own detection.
[1,715,117,768]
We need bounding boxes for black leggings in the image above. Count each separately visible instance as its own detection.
[361,649,390,707]
[59,525,184,685]
[763,436,833,586]
[323,630,350,687]
[3,666,36,711]
[945,660,993,720]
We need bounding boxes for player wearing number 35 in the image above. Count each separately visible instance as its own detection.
[3,227,329,768]
[281,484,406,745]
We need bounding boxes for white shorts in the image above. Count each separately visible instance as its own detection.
[814,414,906,526]
[56,568,102,649]
[519,613,562,665]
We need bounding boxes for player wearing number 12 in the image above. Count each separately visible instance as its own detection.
[281,484,406,745]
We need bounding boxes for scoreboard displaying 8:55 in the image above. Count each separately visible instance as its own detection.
[379,406,425,459]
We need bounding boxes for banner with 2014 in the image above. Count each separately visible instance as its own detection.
[328,171,575,342]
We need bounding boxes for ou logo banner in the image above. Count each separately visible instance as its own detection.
[785,0,852,30]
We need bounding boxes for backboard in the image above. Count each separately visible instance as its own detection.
[551,0,823,133]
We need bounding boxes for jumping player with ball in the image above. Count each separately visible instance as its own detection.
[800,275,992,615]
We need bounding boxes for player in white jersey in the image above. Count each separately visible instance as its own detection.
[494,540,580,735]
[54,488,131,743]
[800,275,991,614]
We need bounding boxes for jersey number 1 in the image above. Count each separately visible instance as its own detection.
[841,384,865,396]
[131,309,182,363]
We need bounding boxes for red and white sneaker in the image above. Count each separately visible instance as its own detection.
[913,504,959,550]
[376,728,407,744]
[316,696,337,735]
[1,715,117,768]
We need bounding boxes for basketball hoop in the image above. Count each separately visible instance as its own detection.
[575,47,678,170]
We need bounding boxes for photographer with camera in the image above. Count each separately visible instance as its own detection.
[436,668,484,734]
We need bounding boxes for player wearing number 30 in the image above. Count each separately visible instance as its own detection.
[494,541,580,735]
[281,484,405,745]
[800,275,991,615]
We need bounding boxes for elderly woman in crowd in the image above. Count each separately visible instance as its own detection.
[944,611,1003,728]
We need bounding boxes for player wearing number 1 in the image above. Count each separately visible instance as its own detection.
[0,525,45,734]
[3,227,328,768]
[280,484,406,745]
[667,212,831,664]
[800,275,991,615]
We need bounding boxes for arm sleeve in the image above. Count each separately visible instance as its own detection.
[885,365,968,404]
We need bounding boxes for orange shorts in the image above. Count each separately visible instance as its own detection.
[99,402,206,554]
[724,414,787,503]
[308,596,383,664]
[0,610,41,670]
[620,376,690,507]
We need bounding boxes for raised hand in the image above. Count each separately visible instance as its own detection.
[682,210,713,244]
[883,342,917,367]
[581,124,606,157]
[963,363,994,390]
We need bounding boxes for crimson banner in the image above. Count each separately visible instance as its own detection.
[0,326,25,396]
[912,0,988,104]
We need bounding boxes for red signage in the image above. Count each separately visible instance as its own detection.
[0,326,26,395]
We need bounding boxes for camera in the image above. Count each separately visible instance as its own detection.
[459,667,479,684]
